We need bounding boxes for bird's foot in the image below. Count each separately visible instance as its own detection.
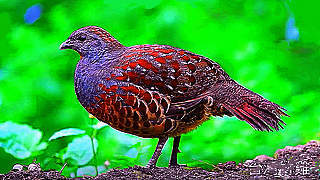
[145,164,156,169]
[168,163,187,168]
[145,161,157,169]
[132,165,154,175]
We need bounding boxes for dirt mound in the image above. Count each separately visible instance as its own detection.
[1,140,319,179]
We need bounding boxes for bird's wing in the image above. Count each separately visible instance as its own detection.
[105,45,288,131]
[115,44,227,99]
[109,44,229,121]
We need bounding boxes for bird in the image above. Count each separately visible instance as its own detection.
[60,26,289,168]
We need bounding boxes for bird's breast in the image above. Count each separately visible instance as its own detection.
[74,62,109,108]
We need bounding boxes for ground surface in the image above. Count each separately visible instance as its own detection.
[1,140,319,180]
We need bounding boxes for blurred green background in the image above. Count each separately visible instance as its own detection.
[0,0,319,177]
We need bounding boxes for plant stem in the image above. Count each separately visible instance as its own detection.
[90,118,98,176]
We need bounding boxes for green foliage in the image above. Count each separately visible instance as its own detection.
[0,122,47,159]
[49,128,86,141]
[63,135,98,166]
[0,0,319,177]
[76,165,106,177]
[47,120,102,177]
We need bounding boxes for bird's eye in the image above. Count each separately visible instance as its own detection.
[77,35,87,41]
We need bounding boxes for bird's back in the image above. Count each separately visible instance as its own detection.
[117,44,227,101]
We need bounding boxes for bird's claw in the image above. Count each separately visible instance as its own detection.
[168,163,187,168]
[145,163,156,169]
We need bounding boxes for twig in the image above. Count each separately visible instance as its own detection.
[192,158,218,170]
[59,163,68,174]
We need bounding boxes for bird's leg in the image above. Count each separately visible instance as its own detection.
[169,136,182,167]
[146,136,168,168]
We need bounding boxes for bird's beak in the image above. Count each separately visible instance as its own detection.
[59,40,72,50]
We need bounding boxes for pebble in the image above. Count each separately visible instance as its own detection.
[28,163,41,171]
[253,155,274,162]
[12,164,24,171]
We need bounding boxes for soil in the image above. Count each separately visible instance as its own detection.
[1,140,319,180]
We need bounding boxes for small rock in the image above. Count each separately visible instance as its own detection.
[28,163,41,171]
[244,160,254,165]
[253,155,274,162]
[12,164,24,171]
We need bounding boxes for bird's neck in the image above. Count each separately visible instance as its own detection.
[81,45,126,64]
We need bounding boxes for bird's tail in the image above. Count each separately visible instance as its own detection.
[211,80,289,131]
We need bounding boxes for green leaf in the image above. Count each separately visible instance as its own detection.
[109,155,138,168]
[0,121,47,159]
[63,135,98,166]
[92,121,108,130]
[77,166,97,176]
[76,165,106,176]
[36,142,48,151]
[48,128,86,141]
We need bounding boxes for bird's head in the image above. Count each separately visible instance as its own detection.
[59,26,123,57]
